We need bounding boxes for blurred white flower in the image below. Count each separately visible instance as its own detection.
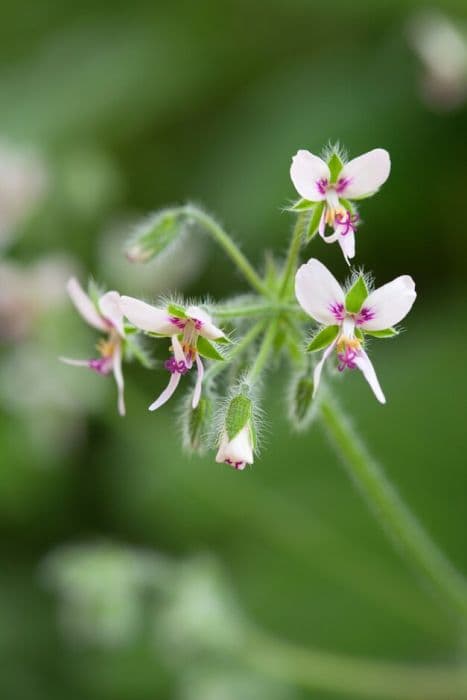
[176,668,298,700]
[408,11,467,110]
[0,254,74,341]
[0,141,48,248]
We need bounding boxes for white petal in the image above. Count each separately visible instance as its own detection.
[354,350,386,404]
[295,258,345,325]
[149,372,181,411]
[171,334,186,364]
[67,278,107,332]
[338,230,355,265]
[98,291,125,337]
[112,342,126,416]
[187,305,225,340]
[338,149,391,199]
[192,354,204,408]
[290,150,330,201]
[359,276,416,330]
[120,296,175,335]
[215,425,253,465]
[313,339,337,397]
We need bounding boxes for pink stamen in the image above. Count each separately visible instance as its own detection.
[329,302,345,322]
[165,357,189,374]
[337,347,358,371]
[335,210,359,236]
[89,357,113,375]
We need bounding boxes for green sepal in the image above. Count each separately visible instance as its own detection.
[214,334,231,344]
[249,421,257,450]
[328,152,344,182]
[345,276,369,314]
[355,327,364,341]
[225,394,252,441]
[196,336,225,361]
[123,336,154,369]
[305,202,325,242]
[307,325,340,352]
[363,327,398,338]
[167,303,187,319]
[125,208,187,263]
[290,198,316,211]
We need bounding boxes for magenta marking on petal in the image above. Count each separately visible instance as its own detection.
[169,316,186,329]
[316,178,328,196]
[356,307,375,325]
[225,459,246,470]
[193,318,203,331]
[89,357,113,375]
[336,177,351,194]
[329,302,345,322]
[165,357,189,375]
[337,347,358,371]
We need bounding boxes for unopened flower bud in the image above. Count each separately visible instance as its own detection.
[125,208,189,263]
[182,395,212,455]
[216,394,255,470]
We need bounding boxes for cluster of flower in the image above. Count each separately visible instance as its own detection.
[62,146,416,470]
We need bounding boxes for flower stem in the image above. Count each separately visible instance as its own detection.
[245,630,467,699]
[278,212,307,299]
[320,395,467,620]
[246,321,278,383]
[183,205,269,296]
[204,320,267,384]
[212,301,300,320]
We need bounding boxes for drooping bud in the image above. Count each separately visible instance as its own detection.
[288,367,317,431]
[125,208,190,263]
[182,395,212,455]
[215,393,255,470]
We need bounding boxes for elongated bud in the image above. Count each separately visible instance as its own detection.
[288,368,316,431]
[216,393,256,470]
[182,396,212,455]
[125,208,189,263]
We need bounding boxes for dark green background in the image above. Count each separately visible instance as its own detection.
[1,1,466,698]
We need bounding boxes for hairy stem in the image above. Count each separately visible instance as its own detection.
[204,320,267,384]
[245,630,467,700]
[320,395,467,620]
[247,322,278,383]
[183,205,269,296]
[212,301,300,320]
[278,212,307,299]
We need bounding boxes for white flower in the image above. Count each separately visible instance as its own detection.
[290,148,391,262]
[295,259,416,403]
[120,297,225,411]
[215,423,254,471]
[60,278,126,416]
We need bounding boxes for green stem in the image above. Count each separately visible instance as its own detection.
[245,630,467,700]
[246,322,278,383]
[204,321,266,384]
[211,301,300,320]
[183,205,269,296]
[278,212,307,299]
[320,396,467,620]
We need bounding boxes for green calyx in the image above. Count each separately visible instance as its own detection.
[307,325,340,352]
[345,275,369,314]
[225,394,252,441]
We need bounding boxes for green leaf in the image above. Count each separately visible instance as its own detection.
[328,152,344,182]
[167,303,187,319]
[196,336,225,361]
[125,208,188,263]
[305,202,325,242]
[364,328,398,338]
[307,325,340,352]
[225,395,252,441]
[345,276,369,314]
[290,198,316,211]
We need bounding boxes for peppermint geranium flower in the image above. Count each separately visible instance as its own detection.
[290,147,391,262]
[295,259,416,403]
[61,278,126,416]
[120,297,226,411]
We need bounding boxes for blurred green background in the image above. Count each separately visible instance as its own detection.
[1,1,467,698]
